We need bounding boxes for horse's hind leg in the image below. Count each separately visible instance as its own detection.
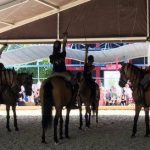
[88,107,91,127]
[54,112,59,143]
[65,108,70,138]
[41,128,46,143]
[12,105,19,131]
[131,105,141,137]
[85,106,90,128]
[59,112,63,139]
[144,106,149,137]
[96,102,99,124]
[6,105,11,132]
[79,104,83,130]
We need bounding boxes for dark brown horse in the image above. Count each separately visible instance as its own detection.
[76,72,100,129]
[119,63,150,137]
[41,76,73,144]
[0,69,33,131]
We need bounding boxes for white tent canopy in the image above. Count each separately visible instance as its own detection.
[0,43,149,66]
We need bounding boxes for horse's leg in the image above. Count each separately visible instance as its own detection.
[85,106,90,128]
[88,106,91,127]
[79,102,83,130]
[131,105,141,137]
[59,110,63,139]
[6,105,11,132]
[65,108,71,138]
[41,127,46,143]
[144,106,149,137]
[96,101,98,124]
[54,111,59,144]
[12,105,19,131]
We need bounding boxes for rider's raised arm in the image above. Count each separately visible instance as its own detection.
[0,43,8,56]
[62,32,68,53]
[84,44,88,64]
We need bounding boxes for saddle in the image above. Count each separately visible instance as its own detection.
[49,71,72,81]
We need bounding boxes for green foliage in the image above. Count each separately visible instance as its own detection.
[6,44,53,83]
[17,59,52,84]
[39,60,53,79]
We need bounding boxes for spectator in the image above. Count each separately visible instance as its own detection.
[34,89,40,105]
[121,90,127,106]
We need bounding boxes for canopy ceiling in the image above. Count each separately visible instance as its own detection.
[0,43,148,66]
[0,0,149,43]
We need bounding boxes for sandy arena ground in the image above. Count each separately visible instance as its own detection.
[0,105,150,150]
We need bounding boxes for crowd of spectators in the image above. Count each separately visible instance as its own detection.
[99,83,133,106]
[17,80,133,107]
[18,82,41,106]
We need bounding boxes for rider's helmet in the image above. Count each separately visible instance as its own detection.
[53,40,61,53]
[88,55,94,63]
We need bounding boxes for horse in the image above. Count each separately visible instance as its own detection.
[76,72,100,129]
[0,68,33,131]
[119,63,150,137]
[40,75,74,144]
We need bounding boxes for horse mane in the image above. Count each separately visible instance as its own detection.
[126,63,142,71]
[124,63,145,75]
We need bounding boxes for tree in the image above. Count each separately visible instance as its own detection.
[17,59,52,84]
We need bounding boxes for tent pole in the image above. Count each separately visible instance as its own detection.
[57,12,60,40]
[147,0,150,66]
[147,0,149,38]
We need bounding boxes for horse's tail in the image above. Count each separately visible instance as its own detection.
[41,79,53,129]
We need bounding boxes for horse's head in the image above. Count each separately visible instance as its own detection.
[119,63,143,88]
[119,63,129,87]
[18,73,33,96]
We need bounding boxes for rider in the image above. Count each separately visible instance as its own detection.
[49,33,67,73]
[49,33,78,109]
[83,44,96,100]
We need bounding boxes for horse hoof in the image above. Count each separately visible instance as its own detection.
[55,142,59,145]
[41,140,47,144]
[7,129,11,132]
[66,135,70,139]
[15,128,19,131]
[144,134,149,137]
[78,127,82,130]
[131,134,136,138]
[86,125,90,128]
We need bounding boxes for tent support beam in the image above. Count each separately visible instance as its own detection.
[0,37,146,44]
[60,0,91,11]
[33,0,59,9]
[0,21,13,26]
[0,0,29,12]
